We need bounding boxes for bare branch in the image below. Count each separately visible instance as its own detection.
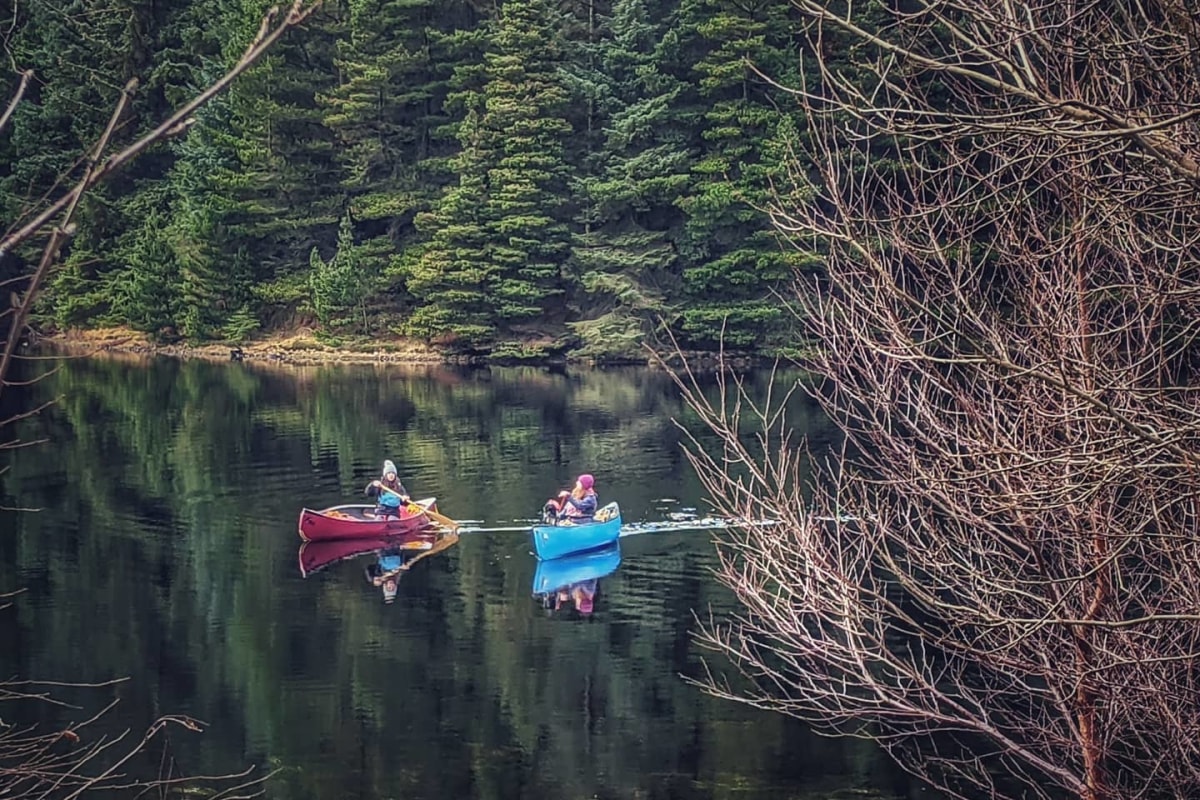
[678,3,1200,799]
[0,68,32,135]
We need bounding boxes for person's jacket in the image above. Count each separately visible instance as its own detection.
[365,477,408,508]
[561,490,597,520]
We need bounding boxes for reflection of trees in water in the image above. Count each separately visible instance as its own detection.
[0,358,874,799]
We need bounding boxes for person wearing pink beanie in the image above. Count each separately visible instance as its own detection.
[544,473,598,522]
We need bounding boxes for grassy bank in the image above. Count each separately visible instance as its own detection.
[39,327,776,370]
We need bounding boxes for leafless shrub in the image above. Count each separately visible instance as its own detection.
[677,3,1200,800]
[0,674,270,799]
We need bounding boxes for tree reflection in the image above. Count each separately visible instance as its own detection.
[0,357,908,800]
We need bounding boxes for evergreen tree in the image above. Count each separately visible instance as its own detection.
[558,0,616,187]
[674,0,803,349]
[406,107,497,348]
[480,0,574,335]
[409,0,574,354]
[191,0,345,320]
[322,0,475,212]
[170,98,254,340]
[1,0,831,359]
[571,0,695,359]
[106,197,182,338]
[309,212,375,332]
[6,0,200,326]
[319,0,482,329]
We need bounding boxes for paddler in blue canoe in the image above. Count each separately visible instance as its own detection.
[364,459,410,519]
[543,473,598,523]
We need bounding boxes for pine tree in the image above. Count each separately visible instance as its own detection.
[322,0,475,209]
[673,0,802,349]
[106,194,182,338]
[319,0,482,329]
[480,0,574,333]
[409,0,575,353]
[570,0,696,359]
[309,212,375,332]
[406,107,497,348]
[167,98,253,340]
[5,0,201,325]
[191,0,345,320]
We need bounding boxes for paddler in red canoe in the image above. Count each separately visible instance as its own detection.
[364,459,410,519]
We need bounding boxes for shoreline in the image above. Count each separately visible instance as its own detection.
[36,327,769,370]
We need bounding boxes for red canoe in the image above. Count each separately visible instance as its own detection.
[297,497,439,542]
[298,530,439,577]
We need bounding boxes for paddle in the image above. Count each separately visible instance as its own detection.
[374,483,461,532]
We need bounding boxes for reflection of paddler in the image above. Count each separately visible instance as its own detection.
[574,581,596,614]
[365,547,408,603]
[550,579,597,616]
[363,532,461,604]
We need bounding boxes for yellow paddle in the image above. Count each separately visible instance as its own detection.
[375,483,461,532]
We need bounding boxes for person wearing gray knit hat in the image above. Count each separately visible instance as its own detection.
[364,459,410,518]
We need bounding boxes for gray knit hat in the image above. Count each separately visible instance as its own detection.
[382,459,398,478]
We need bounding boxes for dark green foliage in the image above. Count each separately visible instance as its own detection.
[408,0,574,350]
[570,0,694,359]
[674,0,802,349]
[6,0,822,357]
[406,108,497,349]
[480,0,574,326]
[309,213,377,332]
[320,0,476,238]
[107,199,181,337]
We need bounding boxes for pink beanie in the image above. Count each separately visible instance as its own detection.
[578,474,595,490]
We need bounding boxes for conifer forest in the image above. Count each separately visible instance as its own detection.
[1,0,810,360]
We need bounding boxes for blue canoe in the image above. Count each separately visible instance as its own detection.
[531,541,622,595]
[530,501,622,560]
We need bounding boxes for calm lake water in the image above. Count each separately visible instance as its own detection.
[0,356,918,800]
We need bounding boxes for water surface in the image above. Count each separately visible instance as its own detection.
[0,357,913,799]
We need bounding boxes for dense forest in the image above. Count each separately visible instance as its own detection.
[0,0,820,361]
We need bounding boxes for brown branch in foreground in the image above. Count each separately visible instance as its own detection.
[0,69,32,135]
[0,0,320,411]
[0,4,318,798]
[0,670,275,799]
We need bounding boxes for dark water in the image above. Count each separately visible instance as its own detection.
[0,356,915,800]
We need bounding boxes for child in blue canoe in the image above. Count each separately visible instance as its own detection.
[364,459,410,519]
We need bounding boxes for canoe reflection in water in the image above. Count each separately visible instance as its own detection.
[297,529,460,604]
[531,542,621,618]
